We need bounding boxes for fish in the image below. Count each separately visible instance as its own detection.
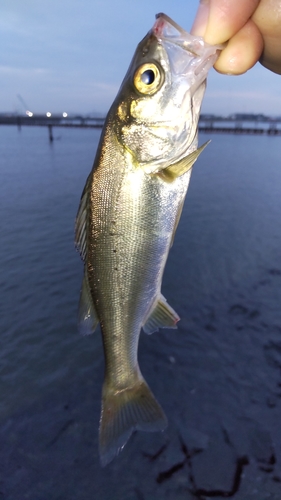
[75,13,221,466]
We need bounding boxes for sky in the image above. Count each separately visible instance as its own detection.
[1,0,281,117]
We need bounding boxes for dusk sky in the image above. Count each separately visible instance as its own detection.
[2,0,281,116]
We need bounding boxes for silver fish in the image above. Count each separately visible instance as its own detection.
[75,13,220,466]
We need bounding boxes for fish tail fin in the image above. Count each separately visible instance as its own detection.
[99,378,167,466]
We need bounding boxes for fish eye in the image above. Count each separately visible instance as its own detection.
[141,69,155,85]
[133,63,163,95]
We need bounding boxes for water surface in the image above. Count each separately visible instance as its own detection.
[1,125,281,499]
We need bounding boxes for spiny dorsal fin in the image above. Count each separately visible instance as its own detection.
[75,172,92,261]
[157,140,210,183]
[142,294,180,334]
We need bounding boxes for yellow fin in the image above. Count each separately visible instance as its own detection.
[158,140,210,183]
[99,378,167,466]
[142,294,180,334]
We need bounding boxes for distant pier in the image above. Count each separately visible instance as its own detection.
[0,113,105,129]
[199,113,281,136]
[1,112,281,137]
[198,125,281,135]
[0,113,105,142]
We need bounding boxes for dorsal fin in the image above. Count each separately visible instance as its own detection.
[75,173,92,261]
[78,274,99,335]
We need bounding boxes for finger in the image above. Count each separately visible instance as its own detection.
[252,0,281,74]
[213,19,264,74]
[259,37,281,75]
[191,0,210,37]
[191,0,260,44]
[252,0,281,36]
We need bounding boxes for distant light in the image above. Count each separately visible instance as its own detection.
[62,112,68,118]
[26,110,33,117]
[46,112,52,117]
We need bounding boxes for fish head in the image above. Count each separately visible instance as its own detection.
[111,13,222,172]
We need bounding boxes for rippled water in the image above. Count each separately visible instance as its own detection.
[0,126,99,419]
[1,125,281,498]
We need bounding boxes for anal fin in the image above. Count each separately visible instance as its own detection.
[142,294,180,334]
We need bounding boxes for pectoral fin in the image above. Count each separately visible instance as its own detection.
[143,294,180,334]
[78,274,99,335]
[157,140,210,183]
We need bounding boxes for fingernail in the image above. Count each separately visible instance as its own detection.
[191,0,210,37]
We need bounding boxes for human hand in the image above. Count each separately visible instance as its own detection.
[191,0,281,75]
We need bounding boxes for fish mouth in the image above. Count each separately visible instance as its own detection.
[152,13,222,84]
[153,13,223,56]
